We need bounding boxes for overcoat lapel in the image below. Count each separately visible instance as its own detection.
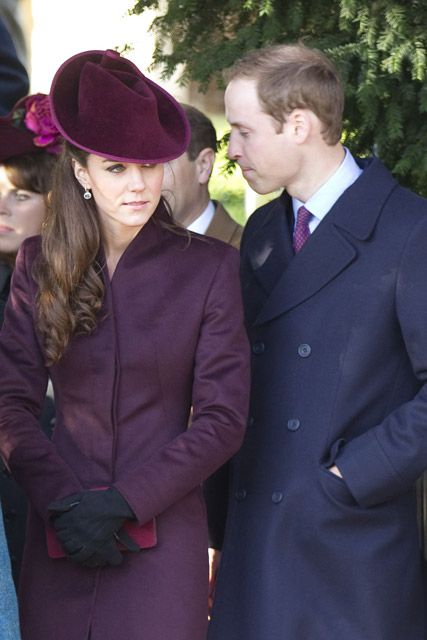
[246,194,294,296]
[248,158,398,327]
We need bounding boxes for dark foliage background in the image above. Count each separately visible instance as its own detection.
[130,0,427,196]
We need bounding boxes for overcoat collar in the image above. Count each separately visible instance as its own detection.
[248,158,398,326]
[97,201,174,281]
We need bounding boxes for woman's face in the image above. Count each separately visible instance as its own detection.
[0,166,46,256]
[74,154,164,245]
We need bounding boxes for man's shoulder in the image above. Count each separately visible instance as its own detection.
[207,201,243,249]
[244,193,287,236]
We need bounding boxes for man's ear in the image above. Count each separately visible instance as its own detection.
[72,158,90,189]
[288,109,311,144]
[195,147,215,185]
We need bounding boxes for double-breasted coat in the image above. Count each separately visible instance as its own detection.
[209,158,427,640]
[0,208,250,640]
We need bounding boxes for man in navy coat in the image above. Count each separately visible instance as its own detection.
[208,43,427,639]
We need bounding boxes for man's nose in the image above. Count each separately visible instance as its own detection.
[227,132,241,160]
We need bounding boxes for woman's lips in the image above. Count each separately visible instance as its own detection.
[124,201,149,208]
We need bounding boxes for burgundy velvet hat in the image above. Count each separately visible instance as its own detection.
[49,49,190,163]
[0,93,62,163]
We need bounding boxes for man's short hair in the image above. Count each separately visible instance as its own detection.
[181,104,218,160]
[226,44,344,145]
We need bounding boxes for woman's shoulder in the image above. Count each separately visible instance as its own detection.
[160,227,239,286]
[166,226,238,261]
[19,234,42,257]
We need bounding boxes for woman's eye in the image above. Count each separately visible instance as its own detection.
[15,191,31,201]
[107,164,125,173]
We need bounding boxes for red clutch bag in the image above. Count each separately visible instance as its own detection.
[46,518,157,558]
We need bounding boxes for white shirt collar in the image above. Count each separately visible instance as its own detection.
[187,200,215,234]
[292,148,363,228]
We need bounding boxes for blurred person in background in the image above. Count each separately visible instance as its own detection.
[163,103,242,248]
[0,93,60,584]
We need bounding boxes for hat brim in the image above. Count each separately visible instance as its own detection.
[50,50,190,164]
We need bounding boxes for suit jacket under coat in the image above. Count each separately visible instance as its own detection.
[206,201,243,250]
[209,158,427,640]
[0,210,250,640]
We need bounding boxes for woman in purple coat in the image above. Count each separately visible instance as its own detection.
[0,49,250,640]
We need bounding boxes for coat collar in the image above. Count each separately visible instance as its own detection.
[247,157,398,326]
[97,201,175,280]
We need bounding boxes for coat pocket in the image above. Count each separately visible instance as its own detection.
[319,466,358,508]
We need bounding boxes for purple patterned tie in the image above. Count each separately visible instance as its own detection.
[293,205,312,253]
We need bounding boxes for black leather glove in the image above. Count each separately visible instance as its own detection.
[48,487,138,567]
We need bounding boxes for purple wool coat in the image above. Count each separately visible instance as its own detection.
[0,209,250,640]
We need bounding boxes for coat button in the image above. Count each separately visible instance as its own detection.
[287,418,300,431]
[298,343,311,358]
[272,491,284,504]
[235,488,247,501]
[252,341,265,355]
[248,416,255,427]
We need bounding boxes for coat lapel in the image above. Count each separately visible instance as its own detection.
[251,158,398,327]
[246,193,294,296]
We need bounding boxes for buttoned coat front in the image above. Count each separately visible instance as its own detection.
[209,158,427,640]
[0,210,250,640]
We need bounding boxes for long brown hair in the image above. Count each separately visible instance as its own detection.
[35,142,187,365]
[35,142,104,365]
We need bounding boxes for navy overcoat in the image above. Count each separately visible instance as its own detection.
[209,158,427,639]
[0,209,250,640]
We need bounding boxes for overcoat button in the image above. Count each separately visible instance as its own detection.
[272,491,284,504]
[248,416,255,427]
[235,488,247,501]
[298,343,311,358]
[252,341,265,355]
[287,418,300,431]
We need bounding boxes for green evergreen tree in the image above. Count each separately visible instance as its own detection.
[131,0,427,195]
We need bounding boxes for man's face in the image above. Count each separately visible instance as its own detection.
[225,77,300,195]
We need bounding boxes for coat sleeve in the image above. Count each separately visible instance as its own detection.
[334,212,427,508]
[0,241,83,520]
[114,247,251,524]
